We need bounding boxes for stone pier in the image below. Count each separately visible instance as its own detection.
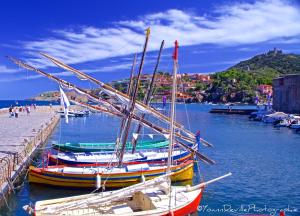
[0,106,59,208]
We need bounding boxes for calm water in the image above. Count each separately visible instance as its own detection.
[0,103,299,216]
[0,100,59,109]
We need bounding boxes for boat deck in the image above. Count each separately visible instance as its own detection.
[210,108,258,115]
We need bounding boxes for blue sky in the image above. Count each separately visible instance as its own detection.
[1,0,300,99]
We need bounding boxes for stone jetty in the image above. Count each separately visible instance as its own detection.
[0,106,59,208]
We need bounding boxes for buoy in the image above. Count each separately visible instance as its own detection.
[280,210,285,216]
[96,174,101,190]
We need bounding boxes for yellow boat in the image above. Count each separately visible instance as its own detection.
[28,160,194,188]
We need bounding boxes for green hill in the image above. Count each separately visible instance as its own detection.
[206,49,300,103]
[229,48,300,76]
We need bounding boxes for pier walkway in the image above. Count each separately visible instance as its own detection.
[0,106,59,207]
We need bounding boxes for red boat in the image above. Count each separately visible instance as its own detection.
[24,172,231,216]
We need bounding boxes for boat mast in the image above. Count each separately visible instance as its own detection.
[131,40,164,153]
[167,40,179,212]
[115,53,137,149]
[167,40,179,174]
[118,28,150,165]
[127,54,137,96]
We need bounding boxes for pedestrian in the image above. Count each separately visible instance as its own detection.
[8,106,13,117]
[26,106,31,115]
[14,107,19,118]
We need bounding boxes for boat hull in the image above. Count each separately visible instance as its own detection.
[29,160,194,188]
[165,189,202,216]
[290,124,300,129]
[52,140,169,152]
[48,150,192,166]
[33,185,203,216]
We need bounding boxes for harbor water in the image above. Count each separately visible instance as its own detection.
[0,100,59,109]
[1,103,299,215]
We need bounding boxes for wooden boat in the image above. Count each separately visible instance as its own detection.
[25,173,231,216]
[56,110,88,118]
[28,160,193,188]
[52,139,169,152]
[48,148,192,165]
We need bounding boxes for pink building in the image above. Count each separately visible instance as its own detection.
[257,84,273,94]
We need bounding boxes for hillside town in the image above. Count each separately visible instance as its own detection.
[111,73,212,102]
[34,72,274,104]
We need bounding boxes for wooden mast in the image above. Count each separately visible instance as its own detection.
[166,40,179,212]
[167,40,179,174]
[127,54,137,96]
[118,28,151,165]
[115,53,137,149]
[131,40,164,153]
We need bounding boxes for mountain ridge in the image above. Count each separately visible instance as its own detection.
[228,48,300,76]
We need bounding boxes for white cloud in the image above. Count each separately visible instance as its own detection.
[184,58,248,68]
[0,65,19,73]
[0,74,42,82]
[21,0,300,67]
[86,63,132,73]
[270,37,300,44]
[0,62,134,82]
[237,47,258,52]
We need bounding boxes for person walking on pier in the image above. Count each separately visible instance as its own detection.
[14,107,19,118]
[26,106,31,115]
[8,106,13,117]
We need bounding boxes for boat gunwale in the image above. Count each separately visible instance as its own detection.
[30,160,194,177]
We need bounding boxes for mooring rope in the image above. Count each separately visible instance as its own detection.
[1,186,12,211]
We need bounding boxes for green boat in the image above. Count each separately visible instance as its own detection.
[52,140,169,152]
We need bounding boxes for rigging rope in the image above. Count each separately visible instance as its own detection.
[1,187,11,211]
[177,63,192,132]
[55,110,63,166]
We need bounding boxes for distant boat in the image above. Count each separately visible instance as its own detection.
[274,119,290,127]
[289,120,300,129]
[262,112,288,123]
[52,139,169,152]
[249,109,273,121]
[155,107,165,111]
[56,110,88,118]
